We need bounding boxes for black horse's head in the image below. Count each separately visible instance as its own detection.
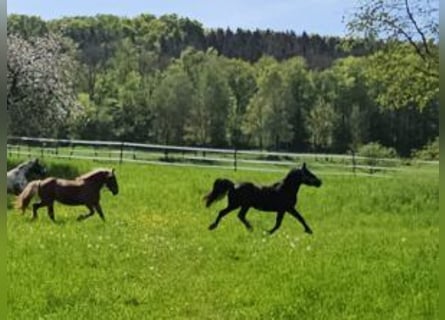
[286,163,322,187]
[105,168,119,196]
[300,162,322,187]
[26,158,47,180]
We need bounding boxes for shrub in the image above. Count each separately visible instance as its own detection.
[357,142,398,170]
[358,142,397,159]
[412,137,439,161]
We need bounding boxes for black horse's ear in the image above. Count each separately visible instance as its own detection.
[302,162,306,169]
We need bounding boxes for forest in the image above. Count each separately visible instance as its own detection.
[6,10,439,158]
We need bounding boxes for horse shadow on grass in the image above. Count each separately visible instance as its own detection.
[23,217,68,226]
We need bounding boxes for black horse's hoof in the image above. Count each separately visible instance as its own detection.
[305,228,313,234]
[76,216,84,221]
[208,224,217,230]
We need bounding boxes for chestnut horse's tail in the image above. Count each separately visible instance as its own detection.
[15,180,40,213]
[203,178,234,208]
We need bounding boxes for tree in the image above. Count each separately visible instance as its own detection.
[262,70,293,150]
[152,63,195,144]
[243,58,293,150]
[281,57,315,151]
[306,99,338,151]
[349,104,369,150]
[330,57,374,152]
[223,58,256,147]
[49,15,125,99]
[365,45,438,110]
[7,14,48,38]
[346,0,438,110]
[7,34,81,137]
[183,49,232,147]
[70,92,115,140]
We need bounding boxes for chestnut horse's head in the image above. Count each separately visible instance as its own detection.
[105,168,119,196]
[79,168,119,195]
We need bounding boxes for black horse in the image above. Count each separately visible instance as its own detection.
[204,163,322,234]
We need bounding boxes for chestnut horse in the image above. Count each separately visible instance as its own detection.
[204,163,322,234]
[15,168,118,222]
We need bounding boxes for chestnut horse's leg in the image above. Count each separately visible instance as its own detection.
[77,204,95,221]
[287,208,313,234]
[237,206,253,231]
[269,211,285,234]
[47,203,55,222]
[32,202,45,220]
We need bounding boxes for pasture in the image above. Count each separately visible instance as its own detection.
[7,158,438,319]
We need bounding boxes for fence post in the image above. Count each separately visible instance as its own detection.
[234,148,237,171]
[119,142,124,164]
[69,143,75,160]
[351,149,356,176]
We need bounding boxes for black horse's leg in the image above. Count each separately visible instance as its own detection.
[269,211,285,234]
[209,206,236,230]
[288,208,313,234]
[95,203,106,221]
[77,204,95,221]
[237,206,253,231]
[47,203,56,222]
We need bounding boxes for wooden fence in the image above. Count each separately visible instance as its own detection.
[6,136,438,177]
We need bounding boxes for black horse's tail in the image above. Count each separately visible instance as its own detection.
[203,178,234,207]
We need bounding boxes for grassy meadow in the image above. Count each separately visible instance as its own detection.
[7,158,438,319]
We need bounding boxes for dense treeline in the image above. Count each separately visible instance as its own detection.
[7,13,438,157]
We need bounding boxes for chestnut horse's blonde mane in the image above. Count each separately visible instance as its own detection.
[77,168,113,181]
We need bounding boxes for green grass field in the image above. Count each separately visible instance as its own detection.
[7,158,438,319]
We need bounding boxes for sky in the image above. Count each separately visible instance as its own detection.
[7,0,356,37]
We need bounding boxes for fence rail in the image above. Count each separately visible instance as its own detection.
[7,136,438,177]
